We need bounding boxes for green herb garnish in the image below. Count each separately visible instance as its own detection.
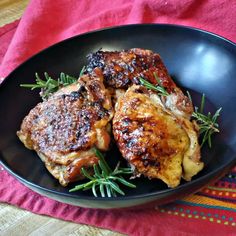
[20,66,85,99]
[191,94,222,148]
[139,73,222,148]
[69,149,136,197]
[139,72,169,96]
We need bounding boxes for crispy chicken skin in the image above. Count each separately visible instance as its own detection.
[17,69,113,186]
[86,48,172,89]
[113,85,204,188]
[86,48,193,118]
[88,48,203,187]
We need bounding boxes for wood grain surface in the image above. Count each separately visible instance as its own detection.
[0,0,28,27]
[0,203,124,236]
[0,1,124,235]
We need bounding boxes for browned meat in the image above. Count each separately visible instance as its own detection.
[17,69,113,186]
[113,85,204,187]
[86,48,174,89]
[86,48,203,187]
[17,47,204,189]
[86,48,193,118]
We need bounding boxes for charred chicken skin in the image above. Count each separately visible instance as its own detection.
[17,69,113,186]
[87,48,203,187]
[86,48,193,118]
[86,48,172,89]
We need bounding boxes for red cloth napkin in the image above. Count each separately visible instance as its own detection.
[0,0,235,77]
[0,1,236,235]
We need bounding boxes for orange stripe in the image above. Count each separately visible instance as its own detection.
[183,194,236,209]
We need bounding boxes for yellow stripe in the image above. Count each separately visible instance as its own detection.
[207,186,236,193]
[182,194,236,209]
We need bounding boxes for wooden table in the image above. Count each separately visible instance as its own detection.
[0,1,123,235]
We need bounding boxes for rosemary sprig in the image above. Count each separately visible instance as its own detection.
[69,149,136,197]
[79,66,86,78]
[192,94,222,148]
[139,73,169,96]
[138,72,222,148]
[20,66,85,99]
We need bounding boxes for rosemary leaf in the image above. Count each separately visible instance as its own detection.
[108,181,125,195]
[199,93,205,114]
[191,94,221,148]
[94,148,112,173]
[105,185,112,197]
[139,76,169,96]
[100,184,105,197]
[92,183,98,197]
[93,164,101,178]
[69,183,89,192]
[115,177,136,188]
[186,91,192,103]
[69,148,135,197]
[79,66,86,77]
[82,182,96,191]
[81,168,94,180]
[20,67,86,99]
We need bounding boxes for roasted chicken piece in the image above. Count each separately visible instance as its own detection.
[17,69,113,186]
[86,48,172,103]
[113,85,204,188]
[87,48,203,186]
[86,48,171,89]
[86,48,193,118]
[18,47,204,189]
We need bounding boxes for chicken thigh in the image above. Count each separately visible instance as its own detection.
[17,69,113,186]
[86,48,193,118]
[113,85,203,187]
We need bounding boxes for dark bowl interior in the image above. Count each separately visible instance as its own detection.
[0,24,236,209]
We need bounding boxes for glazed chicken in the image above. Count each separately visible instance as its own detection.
[113,85,204,187]
[87,48,203,187]
[86,48,171,89]
[17,69,113,186]
[86,48,193,118]
[17,48,204,189]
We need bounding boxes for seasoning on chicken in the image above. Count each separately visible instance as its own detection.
[86,48,193,118]
[17,69,113,186]
[86,48,169,88]
[87,48,203,187]
[18,47,205,189]
[113,85,204,187]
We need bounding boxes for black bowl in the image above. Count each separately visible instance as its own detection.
[0,24,236,209]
